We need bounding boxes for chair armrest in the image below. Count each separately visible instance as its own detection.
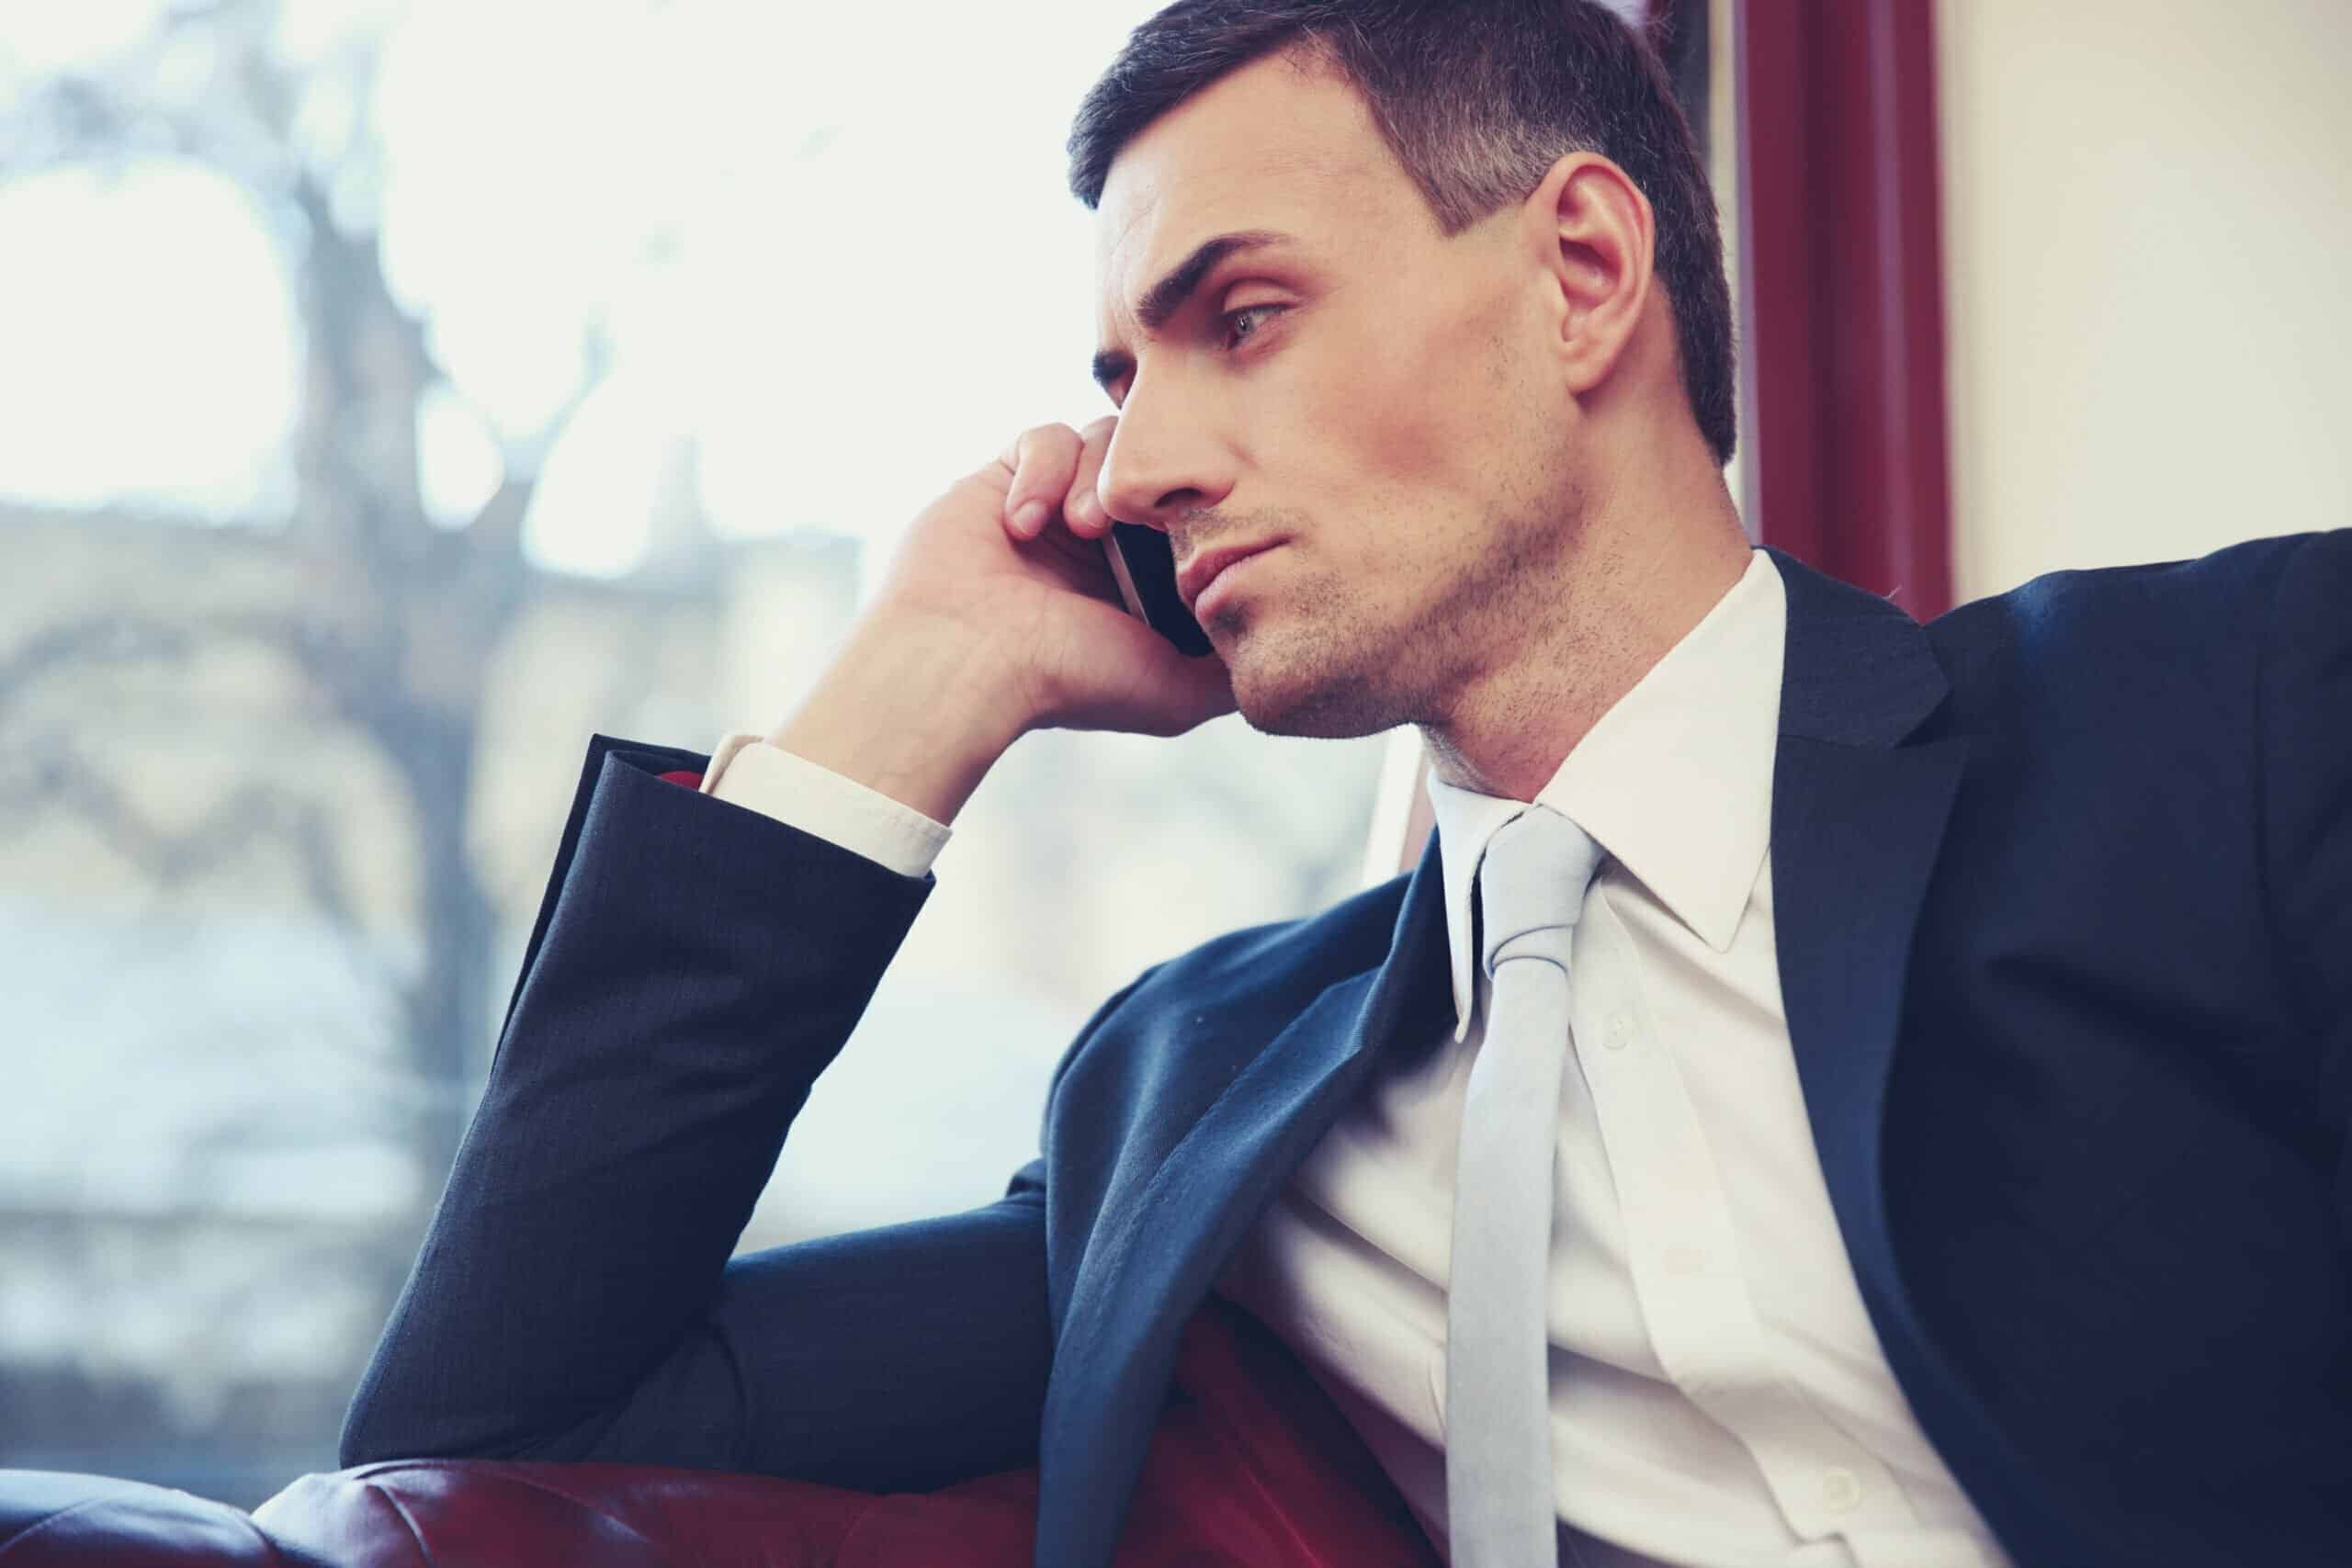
[252,1460,1035,1567]
[3,1296,1436,1567]
[0,1470,300,1565]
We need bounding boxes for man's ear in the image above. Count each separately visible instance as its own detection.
[1529,152,1655,397]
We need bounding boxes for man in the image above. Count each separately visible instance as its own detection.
[341,2,2352,1564]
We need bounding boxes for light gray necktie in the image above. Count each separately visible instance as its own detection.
[1446,803,1604,1568]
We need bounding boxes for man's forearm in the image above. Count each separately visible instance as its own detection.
[340,743,938,1467]
[768,609,1036,826]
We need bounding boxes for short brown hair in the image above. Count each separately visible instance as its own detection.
[1068,0,1736,468]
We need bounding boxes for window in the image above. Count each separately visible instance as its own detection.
[1,0,1384,1503]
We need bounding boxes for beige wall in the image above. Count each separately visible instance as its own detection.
[1937,0,2352,601]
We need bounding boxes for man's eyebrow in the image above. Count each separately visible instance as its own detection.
[1091,229,1296,394]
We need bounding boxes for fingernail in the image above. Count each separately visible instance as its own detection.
[1013,501,1047,536]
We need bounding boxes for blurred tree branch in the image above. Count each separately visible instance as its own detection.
[0,618,194,722]
[6,744,359,918]
[0,0,615,1194]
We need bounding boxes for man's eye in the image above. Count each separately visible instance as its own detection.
[1220,305,1284,350]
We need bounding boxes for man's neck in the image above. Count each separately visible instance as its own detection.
[1419,503,1752,804]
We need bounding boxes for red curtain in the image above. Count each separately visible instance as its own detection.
[1735,0,1955,620]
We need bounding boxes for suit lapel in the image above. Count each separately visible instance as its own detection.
[1765,550,2071,1555]
[1765,547,1962,1293]
[1772,734,1965,1257]
[1037,828,1453,1568]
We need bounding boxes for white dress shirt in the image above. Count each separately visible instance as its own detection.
[695,551,2011,1568]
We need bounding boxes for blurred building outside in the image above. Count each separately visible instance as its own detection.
[0,474,1384,1499]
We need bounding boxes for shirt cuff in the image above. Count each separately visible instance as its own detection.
[699,730,951,879]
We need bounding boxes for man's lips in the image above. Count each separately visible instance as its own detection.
[1176,540,1281,611]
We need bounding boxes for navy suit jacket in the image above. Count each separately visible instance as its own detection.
[344,531,2352,1566]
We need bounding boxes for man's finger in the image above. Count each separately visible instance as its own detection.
[1065,415,1119,536]
[1001,423,1083,538]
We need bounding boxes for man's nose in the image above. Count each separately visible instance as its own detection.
[1096,405,1229,533]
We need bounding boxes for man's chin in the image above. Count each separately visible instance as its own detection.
[1227,649,1391,741]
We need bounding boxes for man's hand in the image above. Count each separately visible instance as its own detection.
[764,418,1239,824]
[868,415,1238,738]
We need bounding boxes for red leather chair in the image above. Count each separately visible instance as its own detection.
[0,1296,1439,1566]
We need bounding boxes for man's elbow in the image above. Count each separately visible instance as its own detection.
[335,1384,542,1471]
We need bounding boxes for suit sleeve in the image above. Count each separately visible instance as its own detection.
[339,735,1102,1493]
[2255,531,2352,1220]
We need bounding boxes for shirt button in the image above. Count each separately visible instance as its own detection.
[1604,1010,1634,1051]
[1821,1467,1863,1514]
[1664,1245,1709,1277]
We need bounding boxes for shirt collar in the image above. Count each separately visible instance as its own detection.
[1423,549,1788,1043]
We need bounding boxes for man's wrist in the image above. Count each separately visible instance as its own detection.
[763,609,1033,827]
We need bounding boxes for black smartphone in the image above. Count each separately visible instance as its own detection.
[1102,522,1216,657]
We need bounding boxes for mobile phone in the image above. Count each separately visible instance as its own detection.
[1102,522,1216,657]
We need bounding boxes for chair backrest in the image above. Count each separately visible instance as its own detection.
[1360,728,1435,889]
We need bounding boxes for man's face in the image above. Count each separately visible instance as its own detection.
[1091,47,1588,740]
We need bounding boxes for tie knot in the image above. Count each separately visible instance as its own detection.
[1476,804,1604,978]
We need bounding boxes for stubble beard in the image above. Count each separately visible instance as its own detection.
[1227,479,1585,745]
